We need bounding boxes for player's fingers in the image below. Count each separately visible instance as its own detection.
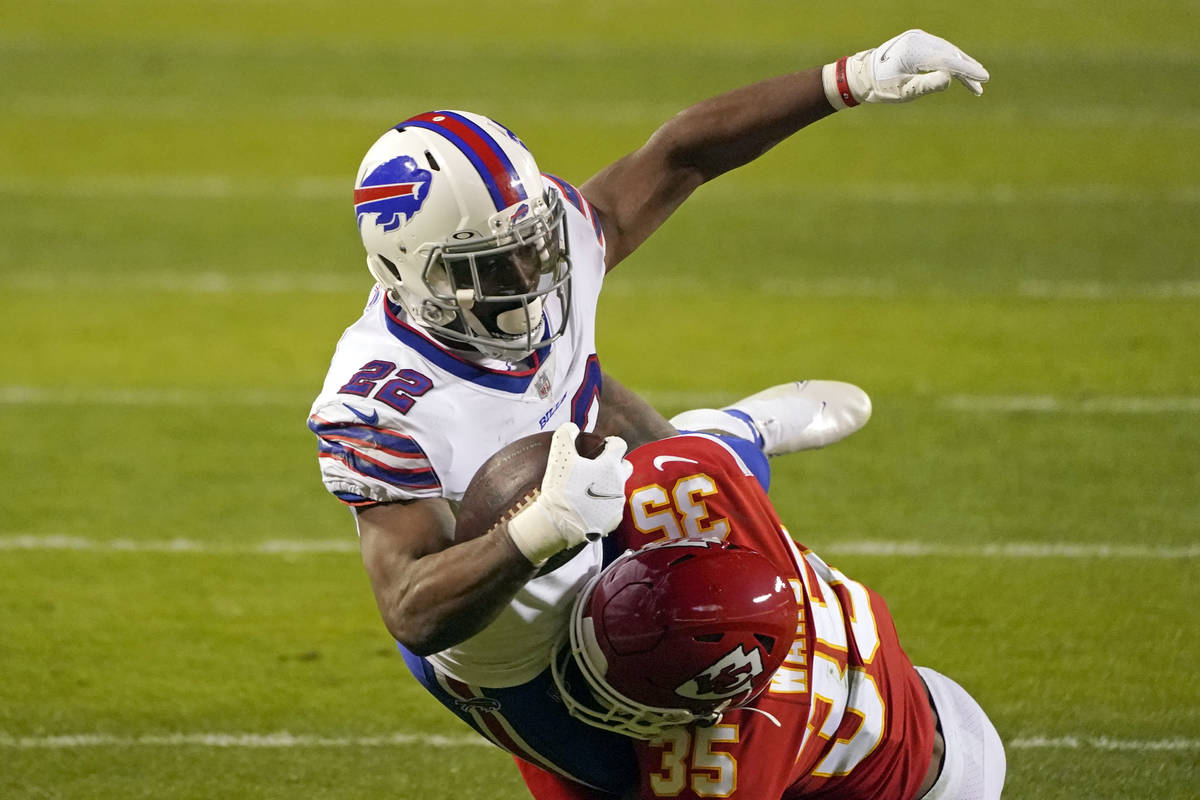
[956,77,985,96]
[599,435,630,462]
[907,71,951,97]
[548,422,581,464]
[954,73,986,96]
[907,32,988,84]
[939,54,990,85]
[618,458,634,481]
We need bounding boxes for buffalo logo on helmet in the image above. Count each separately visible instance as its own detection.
[354,155,433,232]
[674,643,765,701]
[508,203,531,223]
[454,696,502,713]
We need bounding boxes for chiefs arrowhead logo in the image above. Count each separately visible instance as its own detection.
[675,644,764,701]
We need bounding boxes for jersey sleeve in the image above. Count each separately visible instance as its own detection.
[307,401,443,505]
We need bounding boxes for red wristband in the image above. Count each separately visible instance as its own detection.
[835,57,859,108]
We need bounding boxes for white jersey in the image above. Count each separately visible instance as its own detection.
[309,176,609,687]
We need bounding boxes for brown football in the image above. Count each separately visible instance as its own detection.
[454,430,608,574]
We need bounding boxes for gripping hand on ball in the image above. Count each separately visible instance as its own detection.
[507,423,633,566]
[822,29,989,108]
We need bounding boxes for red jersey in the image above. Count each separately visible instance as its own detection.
[612,434,935,800]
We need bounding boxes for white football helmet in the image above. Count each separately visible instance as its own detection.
[354,110,571,361]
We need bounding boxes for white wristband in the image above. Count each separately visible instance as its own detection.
[505,497,564,567]
[821,58,860,110]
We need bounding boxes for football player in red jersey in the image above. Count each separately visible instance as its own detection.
[517,431,1005,799]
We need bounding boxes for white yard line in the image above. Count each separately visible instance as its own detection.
[1007,736,1200,752]
[0,731,491,749]
[0,730,1193,752]
[939,395,1200,414]
[1017,279,1200,299]
[0,174,343,200]
[0,386,304,407]
[825,541,1200,559]
[1,535,1194,560]
[0,272,366,294]
[0,535,357,554]
[6,271,1200,300]
[1,175,1197,206]
[3,386,1199,415]
[4,31,1195,64]
[10,87,1200,129]
[639,391,1200,414]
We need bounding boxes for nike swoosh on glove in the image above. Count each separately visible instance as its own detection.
[506,423,633,566]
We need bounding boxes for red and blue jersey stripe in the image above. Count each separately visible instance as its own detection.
[309,416,442,496]
[399,111,529,212]
[542,173,604,246]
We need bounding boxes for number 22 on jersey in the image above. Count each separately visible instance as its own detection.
[339,360,432,414]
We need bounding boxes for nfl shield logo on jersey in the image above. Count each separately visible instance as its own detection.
[534,372,552,399]
[354,155,433,232]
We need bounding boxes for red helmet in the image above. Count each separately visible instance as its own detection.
[552,538,798,738]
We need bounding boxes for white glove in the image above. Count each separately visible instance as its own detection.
[822,29,989,109]
[506,423,633,566]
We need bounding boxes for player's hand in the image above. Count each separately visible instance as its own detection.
[506,423,632,566]
[823,29,989,108]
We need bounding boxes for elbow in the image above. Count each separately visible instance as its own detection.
[654,108,733,182]
[382,599,475,657]
[382,605,446,657]
[655,105,778,183]
[394,628,469,658]
[650,125,715,184]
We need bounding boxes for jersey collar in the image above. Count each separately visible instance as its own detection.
[383,298,552,394]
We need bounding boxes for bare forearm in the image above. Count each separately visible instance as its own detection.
[359,503,538,655]
[584,67,836,268]
[658,67,834,182]
[380,530,536,655]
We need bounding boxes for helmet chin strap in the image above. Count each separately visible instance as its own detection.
[455,296,544,362]
[496,297,544,335]
[737,705,782,728]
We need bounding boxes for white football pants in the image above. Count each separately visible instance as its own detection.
[916,666,1006,800]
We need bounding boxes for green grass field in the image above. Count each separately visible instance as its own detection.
[2,1,1197,797]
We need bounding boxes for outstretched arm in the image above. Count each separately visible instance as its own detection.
[582,29,988,272]
[581,67,832,270]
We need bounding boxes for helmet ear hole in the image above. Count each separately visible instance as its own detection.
[424,150,440,171]
[754,634,776,651]
[376,255,402,281]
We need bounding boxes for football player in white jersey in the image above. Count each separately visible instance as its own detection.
[309,29,989,794]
